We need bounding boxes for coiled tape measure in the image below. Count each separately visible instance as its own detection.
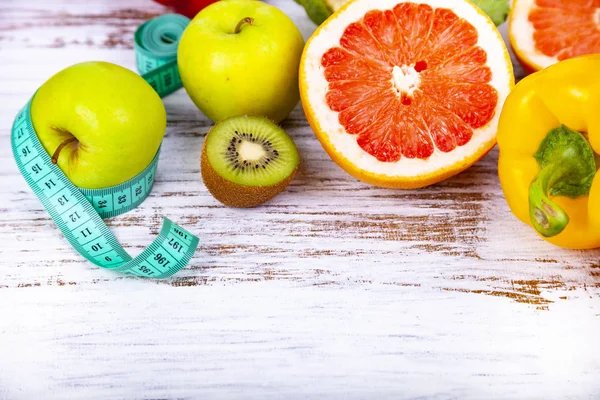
[11,14,198,279]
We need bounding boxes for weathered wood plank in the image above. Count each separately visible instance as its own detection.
[0,0,599,398]
[0,0,597,307]
[2,285,600,399]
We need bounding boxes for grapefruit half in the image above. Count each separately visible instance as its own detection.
[300,0,514,189]
[509,0,600,73]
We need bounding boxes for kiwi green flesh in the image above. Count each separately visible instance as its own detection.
[205,116,299,187]
[201,144,298,208]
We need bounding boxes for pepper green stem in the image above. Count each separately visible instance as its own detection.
[234,17,254,34]
[528,125,597,238]
[529,163,570,237]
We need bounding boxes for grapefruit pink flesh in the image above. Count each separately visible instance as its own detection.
[321,3,498,163]
[529,0,600,61]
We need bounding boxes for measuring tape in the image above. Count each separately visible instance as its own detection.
[135,13,189,97]
[11,14,198,279]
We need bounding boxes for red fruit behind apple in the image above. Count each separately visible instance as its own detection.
[153,0,218,18]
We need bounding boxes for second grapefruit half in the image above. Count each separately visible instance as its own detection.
[300,0,514,189]
[509,0,600,73]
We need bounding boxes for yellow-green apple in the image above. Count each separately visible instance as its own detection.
[31,61,166,189]
[177,0,305,123]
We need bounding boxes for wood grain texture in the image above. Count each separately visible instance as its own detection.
[0,0,599,398]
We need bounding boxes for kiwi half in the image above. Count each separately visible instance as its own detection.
[201,116,300,208]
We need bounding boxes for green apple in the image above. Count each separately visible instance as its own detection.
[177,0,305,123]
[31,61,166,189]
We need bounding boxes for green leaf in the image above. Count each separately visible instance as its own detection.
[467,0,510,26]
[294,0,333,26]
[297,0,509,27]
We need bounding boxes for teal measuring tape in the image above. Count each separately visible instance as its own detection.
[11,14,198,279]
[135,13,189,97]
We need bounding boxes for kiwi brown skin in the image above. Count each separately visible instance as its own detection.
[201,140,299,208]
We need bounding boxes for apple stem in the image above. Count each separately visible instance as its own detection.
[51,137,77,164]
[234,17,254,34]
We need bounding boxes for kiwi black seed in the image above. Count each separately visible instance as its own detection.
[201,116,300,208]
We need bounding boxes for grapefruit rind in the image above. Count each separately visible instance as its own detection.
[300,0,514,188]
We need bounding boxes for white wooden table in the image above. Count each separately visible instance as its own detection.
[1,1,599,398]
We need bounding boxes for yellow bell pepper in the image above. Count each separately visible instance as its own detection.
[497,54,600,250]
